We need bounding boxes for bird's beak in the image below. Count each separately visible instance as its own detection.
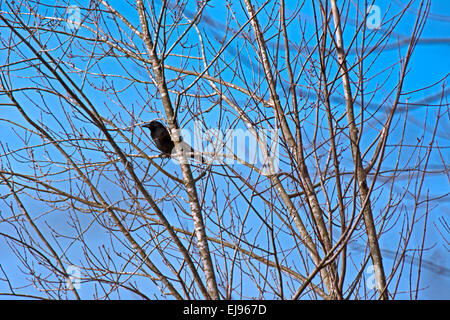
[142,123,151,128]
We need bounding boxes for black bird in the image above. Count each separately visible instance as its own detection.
[143,120,174,156]
[143,120,204,163]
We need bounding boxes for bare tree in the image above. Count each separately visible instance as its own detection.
[0,0,448,300]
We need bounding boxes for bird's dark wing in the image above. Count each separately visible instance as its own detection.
[153,130,174,155]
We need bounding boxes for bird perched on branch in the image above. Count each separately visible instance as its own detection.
[143,120,204,163]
